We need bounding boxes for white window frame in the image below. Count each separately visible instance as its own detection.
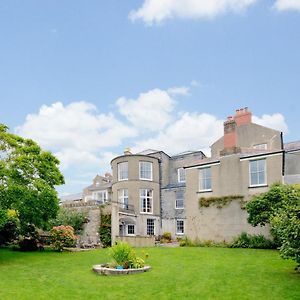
[253,143,267,150]
[199,167,212,192]
[249,159,267,187]
[139,161,153,181]
[146,219,155,236]
[126,224,135,236]
[118,189,129,209]
[175,190,184,209]
[92,190,108,204]
[140,189,153,214]
[176,219,184,235]
[118,162,128,181]
[177,168,186,183]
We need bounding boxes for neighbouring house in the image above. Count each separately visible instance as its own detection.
[184,107,284,241]
[60,174,112,246]
[284,141,300,184]
[82,173,112,204]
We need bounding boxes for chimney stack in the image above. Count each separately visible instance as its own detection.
[234,107,252,126]
[220,107,252,156]
[124,147,132,155]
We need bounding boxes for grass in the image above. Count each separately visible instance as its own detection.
[0,247,299,300]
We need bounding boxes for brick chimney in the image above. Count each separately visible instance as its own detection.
[220,107,252,156]
[234,107,252,126]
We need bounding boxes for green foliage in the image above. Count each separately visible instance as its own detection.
[230,232,278,249]
[0,124,64,235]
[179,236,229,248]
[246,183,300,267]
[50,208,86,233]
[109,241,147,269]
[99,211,111,247]
[271,204,300,267]
[199,195,244,209]
[0,209,19,245]
[160,232,172,243]
[109,241,135,268]
[50,225,77,251]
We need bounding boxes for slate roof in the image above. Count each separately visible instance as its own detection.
[60,192,82,202]
[284,140,300,152]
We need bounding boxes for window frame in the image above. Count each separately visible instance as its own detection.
[176,219,184,235]
[126,224,135,236]
[177,167,186,183]
[140,189,153,214]
[118,189,129,209]
[93,190,108,204]
[253,143,267,150]
[175,189,184,209]
[249,158,267,187]
[146,219,155,236]
[117,162,128,181]
[199,167,212,192]
[139,161,153,181]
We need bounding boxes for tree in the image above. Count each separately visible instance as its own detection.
[246,183,300,268]
[0,124,64,235]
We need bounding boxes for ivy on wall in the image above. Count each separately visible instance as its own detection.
[99,209,111,248]
[199,195,245,209]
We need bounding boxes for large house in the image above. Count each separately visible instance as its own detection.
[63,108,300,246]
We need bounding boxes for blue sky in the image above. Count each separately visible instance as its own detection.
[0,0,299,195]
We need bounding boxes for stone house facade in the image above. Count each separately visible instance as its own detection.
[62,107,300,246]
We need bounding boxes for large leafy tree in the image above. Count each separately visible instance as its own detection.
[246,183,300,268]
[0,124,64,234]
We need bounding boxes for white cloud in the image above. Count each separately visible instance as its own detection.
[129,0,258,25]
[16,101,137,168]
[116,88,176,131]
[133,112,223,155]
[167,86,190,96]
[253,113,289,133]
[274,0,300,11]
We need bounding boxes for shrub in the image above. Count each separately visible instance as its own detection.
[179,236,229,248]
[50,208,86,233]
[0,209,19,246]
[160,232,172,243]
[230,232,277,249]
[99,212,111,248]
[50,225,77,251]
[109,241,147,269]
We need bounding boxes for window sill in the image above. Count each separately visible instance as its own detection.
[118,179,128,182]
[140,212,153,215]
[139,178,153,181]
[249,184,268,189]
[197,189,212,193]
[176,233,185,235]
[175,207,184,210]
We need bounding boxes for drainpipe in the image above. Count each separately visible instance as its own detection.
[281,132,285,182]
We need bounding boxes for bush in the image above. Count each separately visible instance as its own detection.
[109,241,147,269]
[160,232,172,243]
[230,232,277,249]
[179,236,229,248]
[99,212,111,248]
[50,225,77,251]
[0,209,19,246]
[50,208,86,233]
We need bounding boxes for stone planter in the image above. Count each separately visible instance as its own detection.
[92,264,151,276]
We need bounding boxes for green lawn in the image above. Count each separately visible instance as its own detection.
[0,247,299,300]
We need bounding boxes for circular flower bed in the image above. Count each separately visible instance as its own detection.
[93,264,151,276]
[92,241,151,276]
